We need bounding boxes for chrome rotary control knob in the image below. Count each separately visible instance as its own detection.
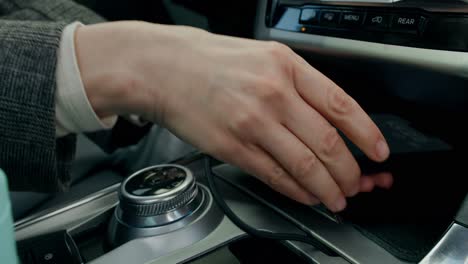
[118,164,200,227]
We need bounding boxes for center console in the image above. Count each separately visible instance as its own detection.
[12,1,468,263]
[14,146,468,263]
[253,1,468,263]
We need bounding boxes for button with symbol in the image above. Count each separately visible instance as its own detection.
[319,10,340,26]
[365,13,390,30]
[300,8,320,25]
[32,246,69,264]
[44,253,54,261]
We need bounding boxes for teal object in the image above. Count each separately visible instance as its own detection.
[0,169,18,264]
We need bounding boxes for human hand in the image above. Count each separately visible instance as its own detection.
[75,21,392,212]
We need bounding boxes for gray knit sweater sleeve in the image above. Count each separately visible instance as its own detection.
[0,0,105,192]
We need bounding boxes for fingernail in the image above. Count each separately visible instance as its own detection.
[375,140,390,160]
[334,196,347,212]
[348,185,359,197]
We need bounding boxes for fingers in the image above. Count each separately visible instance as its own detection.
[227,143,320,205]
[256,124,347,212]
[372,172,393,189]
[284,100,361,197]
[292,56,390,162]
[360,172,394,192]
[359,177,376,192]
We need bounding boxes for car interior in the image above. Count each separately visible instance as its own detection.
[9,0,468,263]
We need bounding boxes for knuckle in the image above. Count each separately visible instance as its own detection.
[328,87,356,117]
[231,110,261,133]
[266,41,292,58]
[346,167,361,197]
[320,127,341,157]
[266,166,286,187]
[253,78,287,104]
[293,152,318,179]
[265,41,294,74]
[261,84,286,103]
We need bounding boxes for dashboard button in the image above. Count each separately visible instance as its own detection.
[341,12,365,26]
[300,9,320,25]
[365,13,390,29]
[391,14,420,32]
[320,11,340,26]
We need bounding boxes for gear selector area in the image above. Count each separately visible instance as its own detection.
[108,164,222,248]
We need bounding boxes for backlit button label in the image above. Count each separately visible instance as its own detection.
[341,12,364,26]
[343,14,360,22]
[391,14,421,33]
[397,17,416,25]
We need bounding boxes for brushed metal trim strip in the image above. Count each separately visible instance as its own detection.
[278,0,468,13]
[15,183,120,240]
[420,223,468,264]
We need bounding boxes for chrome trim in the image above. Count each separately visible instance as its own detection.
[143,217,245,264]
[283,241,351,263]
[212,164,408,264]
[120,164,193,204]
[108,185,220,248]
[15,183,120,241]
[92,185,229,264]
[117,187,203,228]
[15,183,119,228]
[278,0,468,13]
[420,223,468,264]
[321,0,394,3]
[255,0,468,79]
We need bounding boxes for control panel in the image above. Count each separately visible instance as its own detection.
[267,2,468,51]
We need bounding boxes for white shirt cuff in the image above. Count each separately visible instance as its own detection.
[55,22,118,138]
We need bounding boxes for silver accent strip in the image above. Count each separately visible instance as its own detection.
[140,217,244,264]
[279,0,468,12]
[108,185,217,248]
[420,223,468,264]
[91,187,232,264]
[14,183,120,241]
[283,241,351,263]
[212,164,408,264]
[117,187,202,228]
[321,0,394,3]
[255,0,468,79]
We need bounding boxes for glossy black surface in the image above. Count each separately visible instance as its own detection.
[125,166,187,197]
[270,3,468,51]
[17,231,82,264]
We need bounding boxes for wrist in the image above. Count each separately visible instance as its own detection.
[74,22,152,119]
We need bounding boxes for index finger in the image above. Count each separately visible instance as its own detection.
[292,55,389,162]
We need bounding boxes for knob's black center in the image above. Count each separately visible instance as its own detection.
[125,166,187,197]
